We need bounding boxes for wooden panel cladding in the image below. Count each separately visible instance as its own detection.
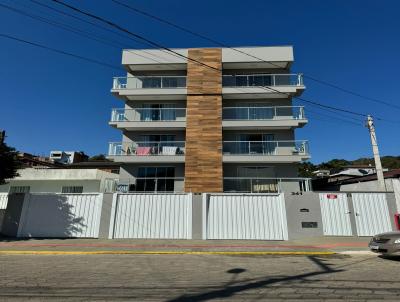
[184,48,223,193]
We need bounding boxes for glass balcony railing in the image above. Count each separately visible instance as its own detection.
[114,177,185,193]
[223,140,309,156]
[111,108,186,122]
[223,177,312,193]
[112,76,187,89]
[223,106,305,120]
[108,142,185,156]
[222,74,303,87]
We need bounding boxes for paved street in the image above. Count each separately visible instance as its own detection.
[0,253,400,301]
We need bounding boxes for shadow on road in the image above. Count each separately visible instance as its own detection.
[378,255,400,261]
[168,256,343,302]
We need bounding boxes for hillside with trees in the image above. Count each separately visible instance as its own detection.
[298,156,400,177]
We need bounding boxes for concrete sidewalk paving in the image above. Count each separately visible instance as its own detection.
[0,236,371,255]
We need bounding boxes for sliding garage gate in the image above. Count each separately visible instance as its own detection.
[206,194,288,240]
[18,194,103,238]
[110,193,192,239]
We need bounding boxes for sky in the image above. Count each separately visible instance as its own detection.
[0,0,399,163]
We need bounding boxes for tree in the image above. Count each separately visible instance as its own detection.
[298,161,317,177]
[0,142,22,184]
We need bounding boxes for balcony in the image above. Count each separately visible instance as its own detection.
[109,108,186,130]
[223,177,312,193]
[222,106,307,129]
[222,73,305,99]
[111,76,187,100]
[115,177,185,193]
[223,140,310,163]
[107,141,185,163]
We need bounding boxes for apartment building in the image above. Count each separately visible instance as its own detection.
[108,46,310,193]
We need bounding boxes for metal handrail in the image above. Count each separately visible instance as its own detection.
[223,177,312,193]
[223,140,309,155]
[222,73,303,87]
[222,106,305,120]
[114,177,185,193]
[110,108,187,122]
[112,76,187,89]
[108,141,185,156]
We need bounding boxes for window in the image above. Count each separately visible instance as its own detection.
[61,186,83,193]
[9,186,30,193]
[133,167,175,192]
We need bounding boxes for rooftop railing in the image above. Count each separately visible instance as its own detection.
[223,140,309,156]
[108,141,185,156]
[222,73,303,87]
[111,108,186,122]
[223,106,305,120]
[223,177,312,193]
[112,76,187,89]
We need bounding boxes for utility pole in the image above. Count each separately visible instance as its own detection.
[366,115,386,191]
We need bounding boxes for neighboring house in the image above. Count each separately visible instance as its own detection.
[312,170,330,178]
[0,168,118,194]
[312,165,389,191]
[66,161,120,174]
[338,169,400,192]
[330,165,388,177]
[108,46,310,193]
[50,151,89,164]
[17,152,58,168]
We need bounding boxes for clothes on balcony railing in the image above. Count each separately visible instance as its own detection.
[136,147,151,156]
[162,146,177,155]
[253,183,278,193]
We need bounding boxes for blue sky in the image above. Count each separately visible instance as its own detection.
[0,0,399,163]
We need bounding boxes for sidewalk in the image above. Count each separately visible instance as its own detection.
[0,236,371,255]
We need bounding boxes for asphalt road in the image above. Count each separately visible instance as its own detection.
[0,253,399,301]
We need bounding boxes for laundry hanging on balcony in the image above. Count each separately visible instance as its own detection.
[136,147,151,155]
[162,146,178,155]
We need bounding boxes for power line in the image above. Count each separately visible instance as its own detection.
[0,33,122,71]
[0,2,127,50]
[110,0,400,111]
[51,0,221,72]
[306,109,363,127]
[10,0,397,123]
[29,0,135,44]
[2,2,169,65]
[50,0,374,119]
[26,0,168,64]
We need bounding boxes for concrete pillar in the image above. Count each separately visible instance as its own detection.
[98,193,114,239]
[191,193,203,239]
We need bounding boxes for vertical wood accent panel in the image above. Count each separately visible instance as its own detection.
[185,48,223,193]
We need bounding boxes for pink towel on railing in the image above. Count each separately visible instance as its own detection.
[136,147,151,155]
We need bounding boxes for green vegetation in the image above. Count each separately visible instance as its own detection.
[0,142,22,184]
[298,156,400,178]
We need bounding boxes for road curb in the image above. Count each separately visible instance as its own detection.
[338,250,375,255]
[0,250,337,256]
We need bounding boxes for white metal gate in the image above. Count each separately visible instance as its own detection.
[206,194,288,240]
[319,193,352,236]
[18,194,103,238]
[110,193,192,239]
[352,193,392,236]
[0,193,8,209]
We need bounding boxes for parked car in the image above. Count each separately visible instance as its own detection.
[369,231,400,256]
